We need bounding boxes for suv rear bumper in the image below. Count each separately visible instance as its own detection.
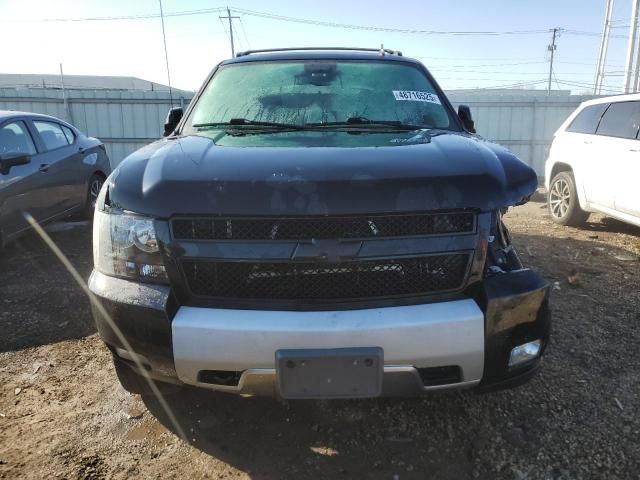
[89,269,550,397]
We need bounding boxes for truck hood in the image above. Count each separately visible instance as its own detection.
[106,130,537,216]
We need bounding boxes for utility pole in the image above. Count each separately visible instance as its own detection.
[59,63,72,123]
[623,0,639,93]
[595,0,615,94]
[158,0,174,106]
[220,7,240,57]
[547,28,559,96]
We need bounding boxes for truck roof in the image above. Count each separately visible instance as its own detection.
[221,48,422,66]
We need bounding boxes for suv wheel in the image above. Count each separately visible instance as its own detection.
[548,171,589,226]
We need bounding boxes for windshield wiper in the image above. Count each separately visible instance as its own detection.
[306,117,424,131]
[192,117,425,135]
[193,118,308,130]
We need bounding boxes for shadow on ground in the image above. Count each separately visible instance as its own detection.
[528,194,640,237]
[144,388,481,479]
[0,224,95,352]
[141,231,639,479]
[581,216,640,236]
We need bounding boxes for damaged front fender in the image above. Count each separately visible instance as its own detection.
[474,269,551,391]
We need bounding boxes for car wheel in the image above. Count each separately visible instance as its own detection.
[84,174,105,219]
[548,171,589,226]
[112,355,182,396]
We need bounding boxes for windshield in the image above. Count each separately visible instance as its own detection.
[185,60,458,132]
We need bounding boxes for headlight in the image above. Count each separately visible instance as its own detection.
[93,210,168,283]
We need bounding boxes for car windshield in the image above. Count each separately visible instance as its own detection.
[186,60,456,132]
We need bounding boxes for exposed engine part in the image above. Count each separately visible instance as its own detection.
[486,211,523,275]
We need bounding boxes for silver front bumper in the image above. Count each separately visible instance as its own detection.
[172,299,485,395]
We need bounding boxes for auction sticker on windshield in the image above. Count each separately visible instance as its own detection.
[392,91,441,104]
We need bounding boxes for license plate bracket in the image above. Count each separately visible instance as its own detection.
[276,347,383,399]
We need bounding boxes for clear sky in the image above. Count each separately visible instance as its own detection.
[0,0,635,94]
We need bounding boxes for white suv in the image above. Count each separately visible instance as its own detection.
[545,94,640,227]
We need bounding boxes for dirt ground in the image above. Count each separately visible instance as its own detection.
[1,199,639,480]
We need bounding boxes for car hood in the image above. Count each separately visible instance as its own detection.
[105,130,537,217]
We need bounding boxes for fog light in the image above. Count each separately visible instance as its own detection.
[509,340,542,367]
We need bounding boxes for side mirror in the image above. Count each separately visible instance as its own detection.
[163,107,184,137]
[458,105,476,134]
[0,153,31,175]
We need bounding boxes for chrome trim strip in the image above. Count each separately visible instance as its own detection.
[183,366,481,396]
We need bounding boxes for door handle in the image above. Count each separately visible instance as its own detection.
[629,148,640,152]
[583,140,592,145]
[78,147,86,154]
[38,163,49,172]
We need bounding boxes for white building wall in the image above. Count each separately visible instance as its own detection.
[447,92,598,179]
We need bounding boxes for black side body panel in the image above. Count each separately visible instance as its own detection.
[89,272,177,378]
[474,269,551,391]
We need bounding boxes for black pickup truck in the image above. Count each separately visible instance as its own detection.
[89,47,550,399]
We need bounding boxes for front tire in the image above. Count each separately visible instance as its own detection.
[548,171,589,226]
[84,173,105,219]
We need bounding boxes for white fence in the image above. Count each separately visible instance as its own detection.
[0,87,599,180]
[447,93,598,180]
[0,87,193,166]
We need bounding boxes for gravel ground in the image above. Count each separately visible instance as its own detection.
[1,200,639,480]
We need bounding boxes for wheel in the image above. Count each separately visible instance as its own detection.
[84,173,105,219]
[112,355,182,396]
[547,171,589,226]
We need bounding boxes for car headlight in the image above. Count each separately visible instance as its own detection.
[93,210,168,283]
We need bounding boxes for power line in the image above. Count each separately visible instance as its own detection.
[472,79,548,89]
[0,7,226,22]
[439,78,545,83]
[556,78,619,90]
[555,80,621,93]
[559,60,626,67]
[431,69,593,75]
[552,70,562,91]
[233,18,249,51]
[158,0,173,106]
[564,29,628,39]
[2,5,623,42]
[413,55,547,61]
[232,8,551,36]
[234,24,246,51]
[416,59,548,68]
[220,7,240,57]
[3,5,627,94]
[0,6,577,37]
[239,17,252,50]
[218,16,230,40]
[4,4,625,43]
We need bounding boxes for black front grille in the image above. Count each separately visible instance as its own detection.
[182,254,470,302]
[172,212,475,241]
